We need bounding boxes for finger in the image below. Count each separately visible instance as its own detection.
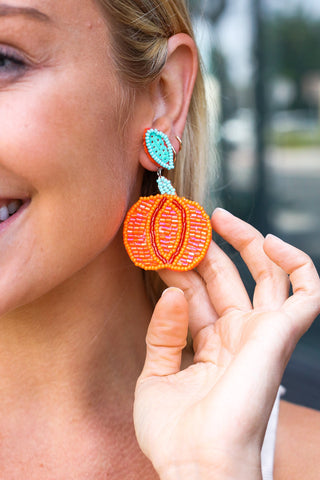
[264,234,320,336]
[139,287,189,380]
[158,268,218,339]
[159,268,230,365]
[211,208,290,310]
[196,240,252,317]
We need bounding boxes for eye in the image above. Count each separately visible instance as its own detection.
[0,47,26,75]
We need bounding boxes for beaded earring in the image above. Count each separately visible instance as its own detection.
[123,128,212,271]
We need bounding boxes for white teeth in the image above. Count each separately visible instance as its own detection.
[0,206,9,222]
[0,200,23,222]
[8,200,21,215]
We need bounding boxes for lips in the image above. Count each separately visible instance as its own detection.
[0,199,25,223]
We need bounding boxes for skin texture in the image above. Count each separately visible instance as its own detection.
[0,1,320,479]
[274,401,320,480]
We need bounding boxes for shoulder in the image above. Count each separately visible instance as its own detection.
[274,400,320,479]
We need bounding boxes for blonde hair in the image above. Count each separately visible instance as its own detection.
[96,0,209,303]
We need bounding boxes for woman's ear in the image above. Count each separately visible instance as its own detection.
[139,33,199,171]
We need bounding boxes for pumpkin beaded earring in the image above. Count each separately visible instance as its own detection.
[123,128,212,271]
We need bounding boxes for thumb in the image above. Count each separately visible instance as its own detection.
[139,287,189,380]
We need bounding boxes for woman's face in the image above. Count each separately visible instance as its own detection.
[0,0,146,314]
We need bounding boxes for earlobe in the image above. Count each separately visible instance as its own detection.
[139,33,198,172]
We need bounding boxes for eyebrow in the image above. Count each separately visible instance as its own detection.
[0,4,50,22]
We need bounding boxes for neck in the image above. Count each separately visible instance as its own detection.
[0,237,159,478]
[0,236,152,416]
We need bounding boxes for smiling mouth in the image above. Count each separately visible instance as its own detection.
[0,199,25,223]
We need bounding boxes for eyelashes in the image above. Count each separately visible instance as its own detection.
[0,45,27,78]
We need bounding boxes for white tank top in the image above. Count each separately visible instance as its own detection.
[261,386,285,480]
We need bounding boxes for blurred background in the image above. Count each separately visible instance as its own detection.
[189,0,320,410]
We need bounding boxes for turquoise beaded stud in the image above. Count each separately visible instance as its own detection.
[143,128,175,170]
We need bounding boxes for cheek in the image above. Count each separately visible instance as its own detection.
[2,67,129,221]
[0,69,134,313]
[3,70,124,185]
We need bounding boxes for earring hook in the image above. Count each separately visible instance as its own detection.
[175,135,183,151]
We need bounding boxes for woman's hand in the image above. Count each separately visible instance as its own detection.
[133,208,320,480]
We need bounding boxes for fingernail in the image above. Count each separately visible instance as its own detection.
[265,233,284,243]
[161,287,184,297]
[213,207,232,216]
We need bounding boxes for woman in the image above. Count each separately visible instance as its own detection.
[0,0,319,478]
